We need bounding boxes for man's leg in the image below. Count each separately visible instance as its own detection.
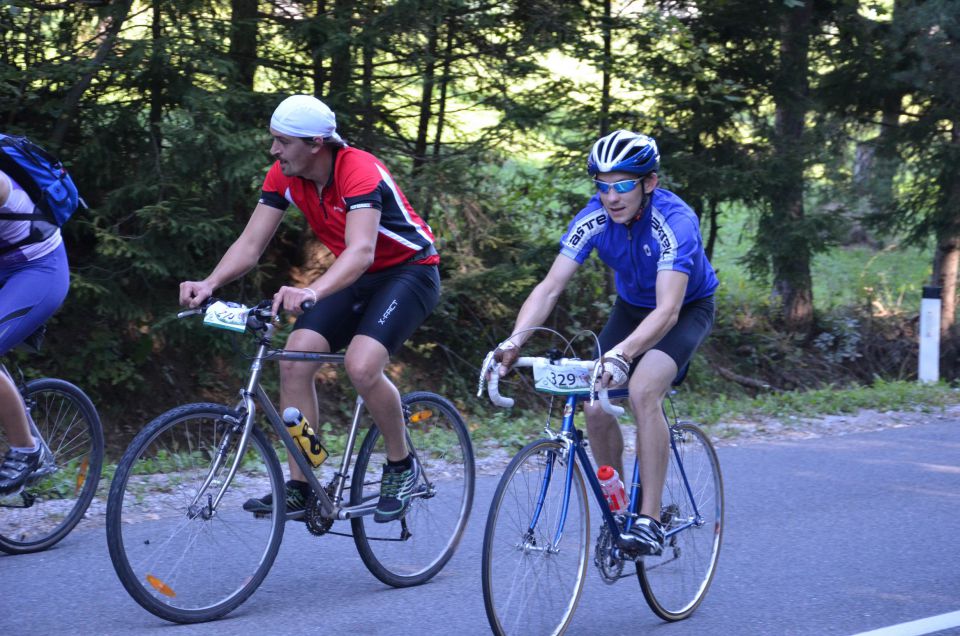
[583,402,625,479]
[343,335,407,461]
[0,370,31,447]
[278,329,329,482]
[629,349,676,521]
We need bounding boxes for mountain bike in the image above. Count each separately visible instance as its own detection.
[478,350,723,635]
[0,340,104,554]
[105,299,475,624]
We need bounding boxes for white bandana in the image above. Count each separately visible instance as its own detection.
[270,95,345,145]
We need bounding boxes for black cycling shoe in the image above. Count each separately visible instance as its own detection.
[243,480,308,518]
[373,457,420,523]
[0,445,45,496]
[619,515,665,557]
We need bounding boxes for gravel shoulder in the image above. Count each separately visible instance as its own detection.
[23,402,960,533]
[474,402,960,474]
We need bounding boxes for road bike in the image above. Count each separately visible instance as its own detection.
[478,349,723,634]
[0,334,104,554]
[105,299,475,624]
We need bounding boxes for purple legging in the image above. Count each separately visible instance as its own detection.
[0,243,69,355]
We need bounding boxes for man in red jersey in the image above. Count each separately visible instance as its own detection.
[180,95,440,522]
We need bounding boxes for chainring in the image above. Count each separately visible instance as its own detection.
[594,524,624,583]
[304,483,338,536]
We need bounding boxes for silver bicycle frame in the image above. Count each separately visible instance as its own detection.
[188,318,380,521]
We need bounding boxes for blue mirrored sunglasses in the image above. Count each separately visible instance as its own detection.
[593,178,642,194]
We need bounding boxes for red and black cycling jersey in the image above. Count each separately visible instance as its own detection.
[260,146,438,273]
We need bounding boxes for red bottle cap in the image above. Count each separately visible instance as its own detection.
[597,465,614,480]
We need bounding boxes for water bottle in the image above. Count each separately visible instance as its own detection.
[597,465,627,514]
[283,407,328,468]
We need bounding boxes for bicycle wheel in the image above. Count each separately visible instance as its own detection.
[106,403,285,623]
[0,378,104,554]
[351,391,474,587]
[638,422,724,621]
[482,438,590,636]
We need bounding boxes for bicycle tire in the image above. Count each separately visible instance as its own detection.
[106,403,285,624]
[351,391,474,587]
[0,378,104,554]
[482,438,590,636]
[638,422,724,621]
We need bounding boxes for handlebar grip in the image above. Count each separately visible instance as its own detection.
[301,300,315,312]
[487,366,515,408]
[597,388,625,416]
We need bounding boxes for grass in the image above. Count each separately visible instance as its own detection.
[675,380,960,427]
[708,204,931,313]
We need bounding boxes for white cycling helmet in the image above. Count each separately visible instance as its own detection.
[587,130,660,176]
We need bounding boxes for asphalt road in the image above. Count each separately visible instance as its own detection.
[1,416,958,636]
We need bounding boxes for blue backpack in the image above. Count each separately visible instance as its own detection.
[0,133,85,246]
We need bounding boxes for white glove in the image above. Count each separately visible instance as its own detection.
[600,349,632,387]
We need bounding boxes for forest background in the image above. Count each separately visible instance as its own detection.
[2,0,958,446]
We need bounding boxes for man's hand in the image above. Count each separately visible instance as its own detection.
[179,280,215,309]
[272,286,318,316]
[492,340,520,378]
[599,348,632,388]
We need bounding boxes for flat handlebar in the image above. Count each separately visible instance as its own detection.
[478,353,625,416]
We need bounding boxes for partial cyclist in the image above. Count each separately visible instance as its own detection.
[0,167,70,494]
[179,95,440,523]
[494,130,718,556]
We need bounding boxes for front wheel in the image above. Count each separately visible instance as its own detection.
[105,403,285,624]
[638,422,724,621]
[351,391,475,587]
[482,438,590,636]
[0,378,104,554]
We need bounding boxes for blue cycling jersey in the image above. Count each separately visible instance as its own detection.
[559,188,719,308]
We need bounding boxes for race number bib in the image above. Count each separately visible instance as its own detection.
[532,360,593,395]
[203,301,250,333]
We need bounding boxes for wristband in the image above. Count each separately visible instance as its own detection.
[497,340,518,351]
[303,287,318,303]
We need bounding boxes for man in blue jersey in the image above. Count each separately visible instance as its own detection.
[495,130,718,556]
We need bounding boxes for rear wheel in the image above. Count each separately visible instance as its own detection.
[351,391,474,587]
[638,422,723,621]
[0,378,103,554]
[106,403,285,623]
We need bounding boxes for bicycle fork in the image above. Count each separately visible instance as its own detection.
[186,398,254,520]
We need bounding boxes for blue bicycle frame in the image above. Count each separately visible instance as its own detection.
[532,388,705,553]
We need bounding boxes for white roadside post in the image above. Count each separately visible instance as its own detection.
[918,285,941,383]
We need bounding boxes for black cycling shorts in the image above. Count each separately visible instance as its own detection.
[293,263,440,355]
[594,295,715,381]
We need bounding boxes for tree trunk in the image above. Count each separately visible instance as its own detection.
[148,0,163,170]
[705,198,719,263]
[931,121,960,334]
[770,0,814,333]
[327,0,353,120]
[599,0,612,137]
[412,13,439,177]
[358,30,375,148]
[229,0,258,91]
[432,16,454,161]
[311,0,327,96]
[50,0,135,150]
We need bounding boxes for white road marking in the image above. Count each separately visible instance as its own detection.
[851,610,960,636]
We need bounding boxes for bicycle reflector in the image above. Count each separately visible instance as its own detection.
[410,409,433,423]
[75,457,89,495]
[146,574,176,597]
